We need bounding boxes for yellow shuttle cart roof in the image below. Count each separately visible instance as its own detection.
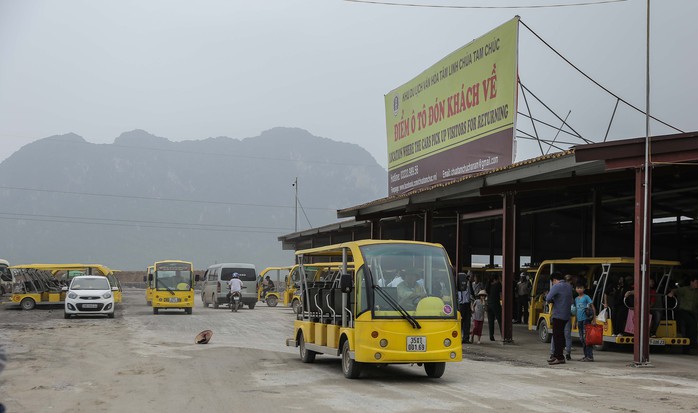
[539,257,680,266]
[9,263,114,276]
[296,239,445,257]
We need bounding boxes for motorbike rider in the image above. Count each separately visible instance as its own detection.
[227,273,243,301]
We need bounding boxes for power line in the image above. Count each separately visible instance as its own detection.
[345,0,627,9]
[519,19,683,133]
[0,185,337,211]
[0,211,293,231]
[0,214,286,234]
[296,198,313,229]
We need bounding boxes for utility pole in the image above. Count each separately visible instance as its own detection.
[636,0,652,366]
[293,177,298,232]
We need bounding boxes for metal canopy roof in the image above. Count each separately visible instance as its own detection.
[280,132,698,258]
[337,150,606,220]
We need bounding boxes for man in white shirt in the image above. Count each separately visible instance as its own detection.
[228,273,243,294]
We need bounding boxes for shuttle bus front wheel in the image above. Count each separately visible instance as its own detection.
[538,319,551,343]
[424,362,446,378]
[342,341,361,379]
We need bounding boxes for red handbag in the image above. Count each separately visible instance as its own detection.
[585,323,603,346]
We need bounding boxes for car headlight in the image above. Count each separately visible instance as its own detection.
[68,292,78,299]
[102,292,112,299]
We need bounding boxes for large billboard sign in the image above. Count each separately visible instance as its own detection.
[386,17,519,195]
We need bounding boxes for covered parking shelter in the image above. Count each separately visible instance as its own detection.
[279,131,698,361]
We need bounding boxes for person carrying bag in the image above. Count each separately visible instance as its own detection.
[575,283,598,361]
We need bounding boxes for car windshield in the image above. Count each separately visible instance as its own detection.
[71,278,109,290]
[360,243,456,319]
[155,270,192,291]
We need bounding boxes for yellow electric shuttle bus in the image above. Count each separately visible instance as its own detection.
[144,265,154,305]
[528,257,689,350]
[10,263,121,309]
[151,260,197,314]
[286,240,463,379]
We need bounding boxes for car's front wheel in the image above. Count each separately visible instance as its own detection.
[108,312,115,319]
[64,312,71,319]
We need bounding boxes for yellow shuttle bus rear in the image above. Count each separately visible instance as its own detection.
[286,240,462,379]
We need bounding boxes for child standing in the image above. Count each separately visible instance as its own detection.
[471,290,487,344]
[575,283,595,361]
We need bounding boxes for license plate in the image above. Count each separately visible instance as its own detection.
[406,336,426,352]
[169,297,180,303]
[83,304,98,308]
[233,296,240,301]
[650,338,665,345]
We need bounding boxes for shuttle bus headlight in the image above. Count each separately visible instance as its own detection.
[450,352,457,359]
[374,352,382,360]
[379,339,388,348]
[444,338,452,347]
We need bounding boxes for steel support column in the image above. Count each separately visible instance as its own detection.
[423,210,433,242]
[501,192,516,342]
[634,167,652,364]
[591,188,600,257]
[455,212,461,272]
[370,219,381,240]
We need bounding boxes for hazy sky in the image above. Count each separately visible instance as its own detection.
[1,0,696,168]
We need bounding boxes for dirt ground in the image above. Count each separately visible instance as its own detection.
[1,289,697,413]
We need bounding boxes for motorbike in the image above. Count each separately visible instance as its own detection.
[229,290,242,312]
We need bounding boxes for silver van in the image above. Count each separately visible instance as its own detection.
[201,263,257,309]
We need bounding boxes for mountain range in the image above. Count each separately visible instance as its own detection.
[0,128,387,270]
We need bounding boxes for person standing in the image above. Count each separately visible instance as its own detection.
[458,272,474,343]
[471,290,487,344]
[487,274,503,341]
[575,283,595,361]
[516,273,531,324]
[546,272,574,365]
[669,274,698,354]
[471,274,484,301]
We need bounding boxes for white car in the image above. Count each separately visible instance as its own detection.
[64,276,117,319]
